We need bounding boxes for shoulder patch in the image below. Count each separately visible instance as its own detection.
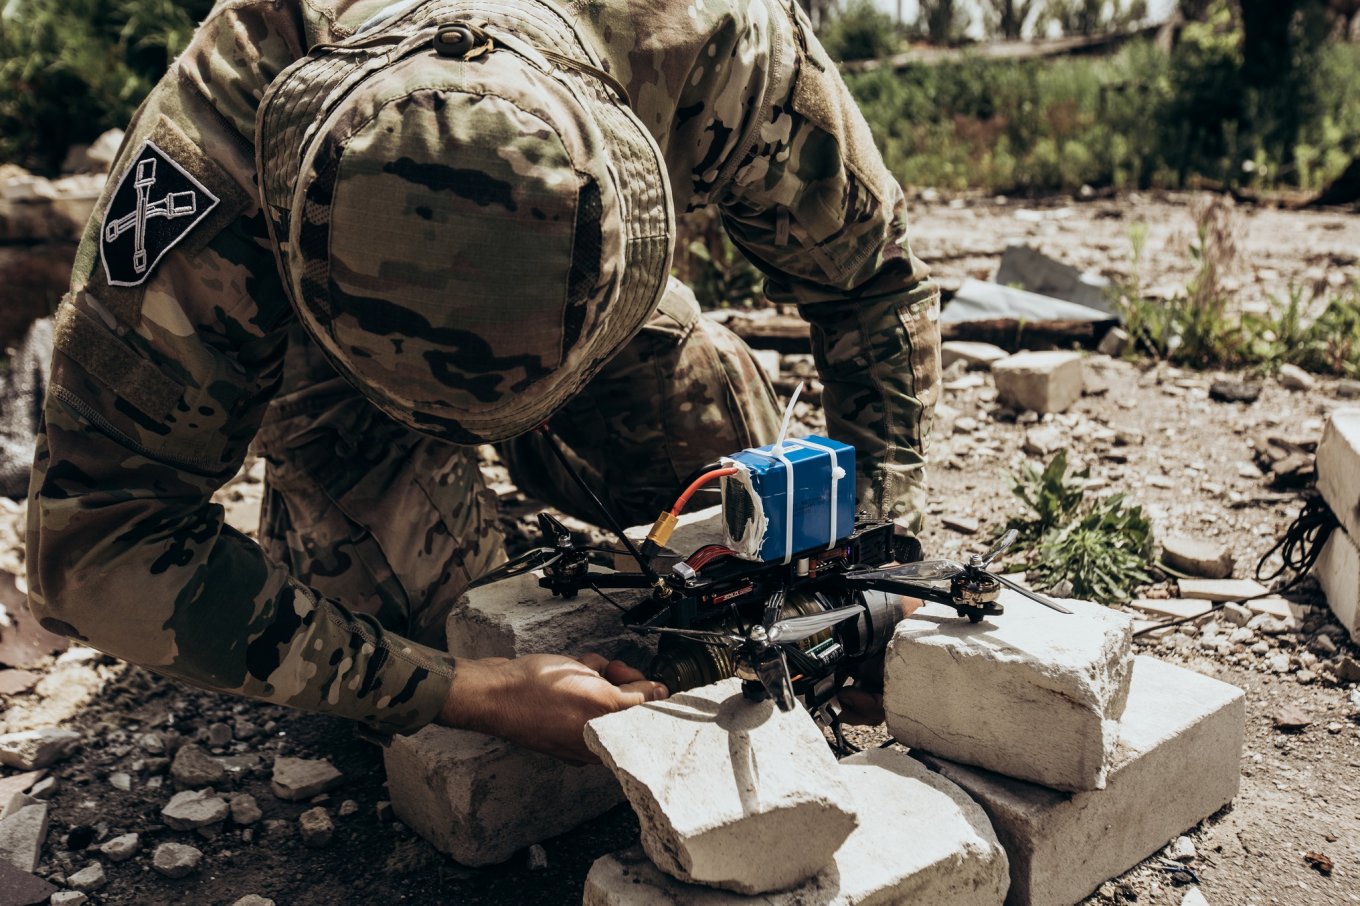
[100,140,221,288]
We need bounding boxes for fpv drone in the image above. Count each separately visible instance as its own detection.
[475,403,1070,751]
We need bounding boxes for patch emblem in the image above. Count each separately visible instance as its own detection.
[100,140,219,287]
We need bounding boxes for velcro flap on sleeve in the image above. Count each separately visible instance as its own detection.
[54,301,184,423]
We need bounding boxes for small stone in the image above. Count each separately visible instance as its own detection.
[0,670,41,696]
[1273,705,1310,731]
[954,416,979,434]
[229,793,262,826]
[100,833,139,862]
[1326,654,1359,682]
[206,723,233,748]
[270,757,342,801]
[1097,327,1131,357]
[1337,378,1360,399]
[232,897,276,906]
[170,745,226,789]
[1313,634,1339,656]
[375,801,393,822]
[1168,835,1196,862]
[1181,889,1210,906]
[337,800,358,818]
[50,892,88,906]
[0,799,49,872]
[941,341,1010,371]
[1268,653,1292,673]
[992,351,1085,414]
[1162,536,1236,580]
[108,772,131,792]
[28,777,56,800]
[1209,379,1262,403]
[232,720,259,741]
[1220,602,1252,626]
[527,843,548,870]
[152,842,202,878]
[1278,363,1316,391]
[1228,627,1255,644]
[298,807,333,848]
[0,729,81,770]
[941,515,980,535]
[1023,426,1065,457]
[1327,721,1344,734]
[162,789,229,831]
[138,733,166,755]
[66,862,105,892]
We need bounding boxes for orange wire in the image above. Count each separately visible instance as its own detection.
[671,467,739,516]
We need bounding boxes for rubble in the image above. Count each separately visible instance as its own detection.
[99,833,139,862]
[1160,535,1235,579]
[584,748,1008,906]
[270,757,342,801]
[1177,579,1268,602]
[1277,363,1315,391]
[0,794,47,872]
[170,744,226,789]
[384,725,622,866]
[161,789,229,832]
[585,678,857,895]
[917,656,1244,906]
[232,897,276,906]
[65,862,105,892]
[1317,408,1360,541]
[0,860,56,906]
[1315,526,1360,645]
[941,341,1010,370]
[885,592,1133,792]
[992,351,1085,414]
[0,728,80,770]
[151,842,203,878]
[298,807,334,848]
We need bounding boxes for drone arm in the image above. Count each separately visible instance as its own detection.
[837,572,956,607]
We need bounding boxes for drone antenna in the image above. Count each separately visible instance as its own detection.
[772,381,805,454]
[537,425,661,585]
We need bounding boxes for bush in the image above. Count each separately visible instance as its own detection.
[820,0,900,62]
[0,0,215,174]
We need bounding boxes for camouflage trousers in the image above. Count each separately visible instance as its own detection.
[255,279,781,649]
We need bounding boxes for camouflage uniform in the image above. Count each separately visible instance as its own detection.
[28,0,940,736]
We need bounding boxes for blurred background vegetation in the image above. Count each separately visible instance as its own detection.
[2,0,1356,194]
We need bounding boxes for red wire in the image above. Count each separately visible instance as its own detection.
[671,467,739,516]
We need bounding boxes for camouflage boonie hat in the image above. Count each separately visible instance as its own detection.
[257,0,675,443]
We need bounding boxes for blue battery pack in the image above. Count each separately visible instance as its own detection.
[720,435,856,563]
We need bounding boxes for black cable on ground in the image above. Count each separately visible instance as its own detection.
[1131,494,1339,639]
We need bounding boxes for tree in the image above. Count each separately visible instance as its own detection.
[1039,0,1149,35]
[982,0,1041,38]
[913,0,972,44]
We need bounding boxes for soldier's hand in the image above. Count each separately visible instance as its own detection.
[437,653,667,764]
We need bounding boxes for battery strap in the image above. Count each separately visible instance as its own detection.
[746,437,844,563]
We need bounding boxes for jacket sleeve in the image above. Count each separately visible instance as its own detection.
[716,0,941,531]
[26,0,456,736]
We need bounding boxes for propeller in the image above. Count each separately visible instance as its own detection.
[468,512,628,590]
[967,528,1072,615]
[636,599,865,711]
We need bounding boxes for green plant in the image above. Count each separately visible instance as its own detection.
[1001,451,1154,605]
[819,0,900,62]
[1004,449,1088,541]
[0,0,215,173]
[1029,493,1154,604]
[1247,280,1360,377]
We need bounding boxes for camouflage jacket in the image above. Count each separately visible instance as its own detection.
[28,0,940,735]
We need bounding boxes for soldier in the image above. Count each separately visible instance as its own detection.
[27,0,940,764]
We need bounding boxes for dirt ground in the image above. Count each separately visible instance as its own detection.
[2,192,1358,906]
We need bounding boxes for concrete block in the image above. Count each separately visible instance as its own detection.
[1129,598,1214,622]
[584,748,1009,906]
[384,724,622,867]
[1177,578,1268,602]
[885,591,1133,792]
[1160,536,1234,580]
[917,656,1244,906]
[991,351,1085,414]
[0,798,47,872]
[447,510,726,663]
[446,571,649,662]
[584,678,856,895]
[1317,408,1360,542]
[942,341,1010,371]
[1316,525,1360,645]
